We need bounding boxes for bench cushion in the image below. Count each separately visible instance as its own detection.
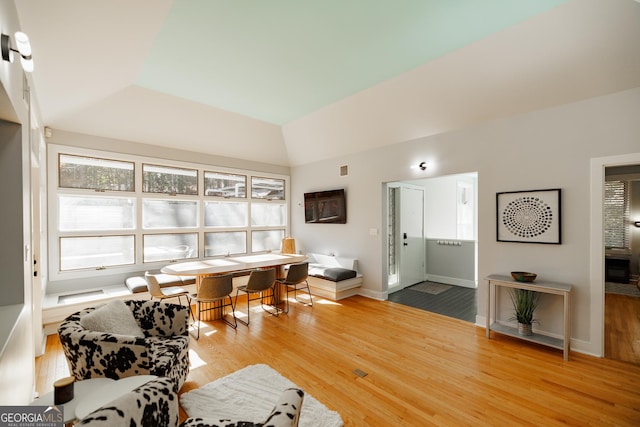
[125,276,148,293]
[308,265,357,282]
[125,274,189,293]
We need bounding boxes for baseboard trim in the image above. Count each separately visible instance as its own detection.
[426,274,476,289]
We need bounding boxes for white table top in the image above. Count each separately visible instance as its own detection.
[31,377,114,424]
[75,375,158,420]
[486,274,572,293]
[161,253,307,276]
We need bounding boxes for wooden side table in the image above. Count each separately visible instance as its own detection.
[485,274,572,360]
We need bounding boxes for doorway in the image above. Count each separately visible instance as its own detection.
[590,153,640,361]
[387,183,425,294]
[603,164,640,364]
[384,173,478,321]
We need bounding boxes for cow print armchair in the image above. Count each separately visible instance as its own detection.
[58,299,190,392]
[76,376,179,427]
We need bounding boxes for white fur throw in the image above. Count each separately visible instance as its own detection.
[80,300,145,337]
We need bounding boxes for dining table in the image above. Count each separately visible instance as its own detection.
[161,252,307,320]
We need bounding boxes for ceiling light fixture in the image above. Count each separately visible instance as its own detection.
[1,31,34,72]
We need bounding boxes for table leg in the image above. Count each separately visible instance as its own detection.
[563,291,570,361]
[486,281,492,338]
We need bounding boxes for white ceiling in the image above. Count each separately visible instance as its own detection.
[14,0,640,167]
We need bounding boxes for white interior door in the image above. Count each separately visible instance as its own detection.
[397,185,425,291]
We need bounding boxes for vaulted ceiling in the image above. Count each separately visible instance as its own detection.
[14,0,640,166]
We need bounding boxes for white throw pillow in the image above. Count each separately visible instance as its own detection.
[80,300,145,337]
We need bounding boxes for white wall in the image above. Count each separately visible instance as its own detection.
[0,0,37,404]
[418,173,477,239]
[290,87,640,356]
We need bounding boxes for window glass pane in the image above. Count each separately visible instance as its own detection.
[205,232,246,257]
[60,236,134,270]
[204,171,246,198]
[456,181,474,240]
[143,163,198,195]
[142,199,198,229]
[604,180,629,249]
[251,229,284,252]
[143,233,198,262]
[251,203,286,226]
[59,196,135,231]
[252,177,285,200]
[204,201,248,227]
[59,154,134,191]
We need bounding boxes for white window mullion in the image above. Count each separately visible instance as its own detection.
[48,144,289,282]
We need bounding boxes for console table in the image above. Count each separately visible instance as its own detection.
[485,274,572,361]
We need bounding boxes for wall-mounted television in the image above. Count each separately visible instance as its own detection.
[304,189,346,224]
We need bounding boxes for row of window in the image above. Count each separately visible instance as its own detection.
[59,197,285,230]
[51,150,289,275]
[60,230,285,270]
[59,153,285,199]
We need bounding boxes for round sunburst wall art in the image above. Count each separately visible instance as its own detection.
[496,189,561,244]
[502,197,553,238]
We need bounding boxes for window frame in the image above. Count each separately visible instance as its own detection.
[48,144,290,282]
[604,176,632,250]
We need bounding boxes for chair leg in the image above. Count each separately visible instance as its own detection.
[260,288,279,317]
[284,285,290,314]
[185,294,195,322]
[287,281,313,310]
[194,301,201,340]
[303,280,313,306]
[237,288,281,326]
[236,289,250,326]
[220,295,237,329]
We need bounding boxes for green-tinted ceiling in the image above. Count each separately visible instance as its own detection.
[136,0,568,125]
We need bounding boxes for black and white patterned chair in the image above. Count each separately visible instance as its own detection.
[180,387,304,427]
[76,376,178,427]
[58,300,190,392]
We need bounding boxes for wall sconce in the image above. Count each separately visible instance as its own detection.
[418,162,427,171]
[634,221,640,228]
[1,32,34,72]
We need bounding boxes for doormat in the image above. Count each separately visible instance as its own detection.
[180,364,343,427]
[409,282,452,295]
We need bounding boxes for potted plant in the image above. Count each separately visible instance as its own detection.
[509,289,541,336]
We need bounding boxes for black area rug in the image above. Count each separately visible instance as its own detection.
[389,281,477,323]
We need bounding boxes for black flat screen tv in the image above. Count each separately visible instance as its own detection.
[304,189,346,224]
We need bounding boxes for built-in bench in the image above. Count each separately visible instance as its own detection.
[124,274,196,293]
[305,253,363,300]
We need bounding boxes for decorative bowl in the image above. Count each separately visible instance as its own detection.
[511,271,537,282]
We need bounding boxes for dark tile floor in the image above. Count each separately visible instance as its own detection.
[388,281,477,323]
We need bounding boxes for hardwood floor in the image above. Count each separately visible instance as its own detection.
[605,293,640,364]
[37,295,640,426]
